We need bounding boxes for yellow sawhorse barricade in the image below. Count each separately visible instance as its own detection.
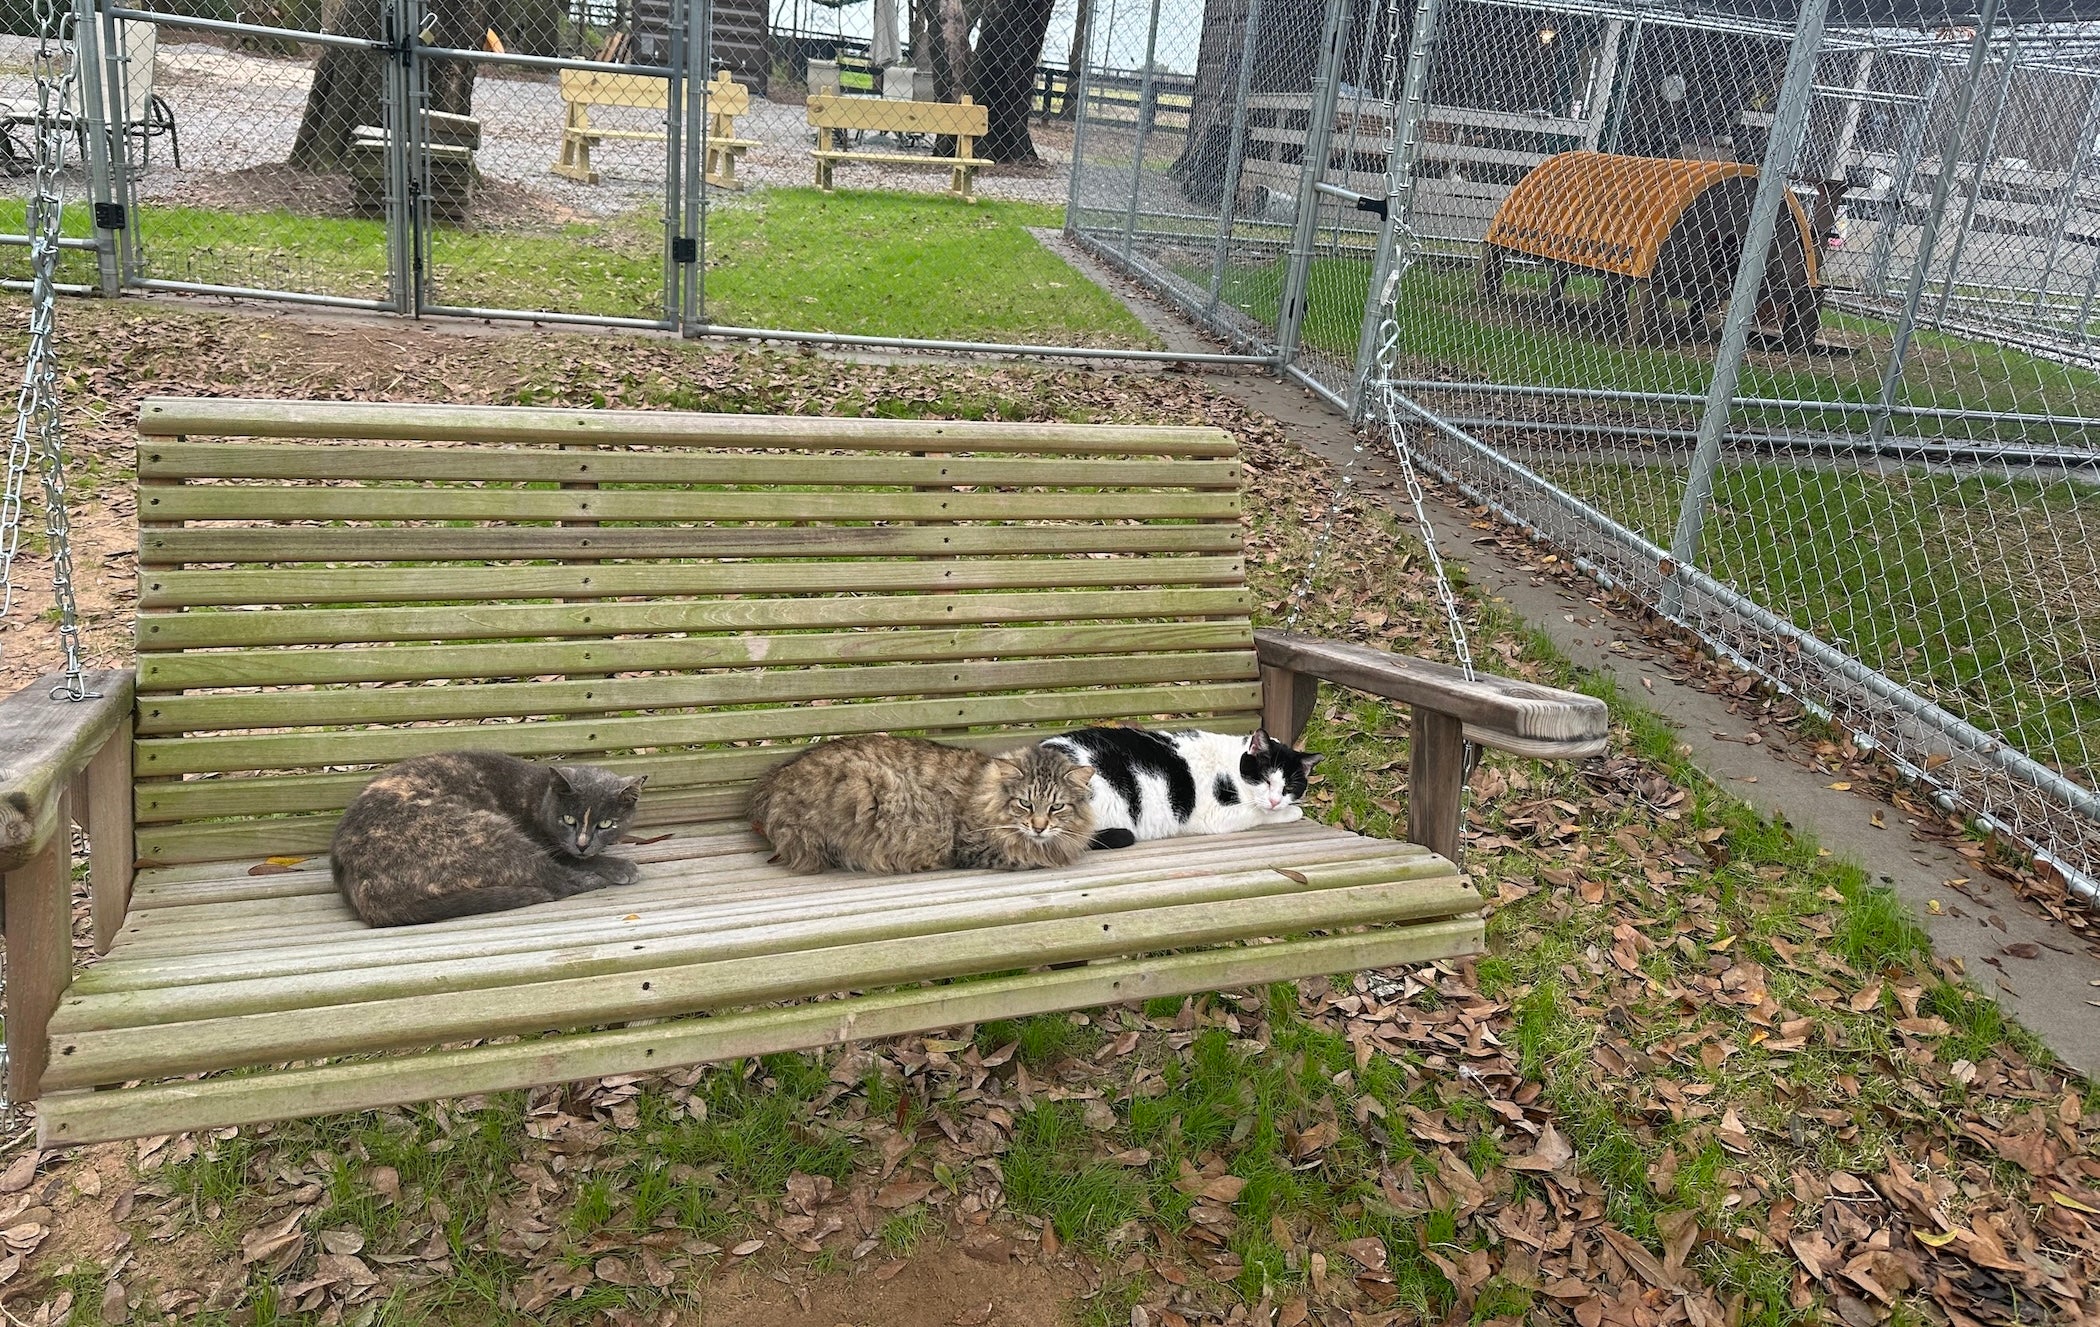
[553,67,755,189]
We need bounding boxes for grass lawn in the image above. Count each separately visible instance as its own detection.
[1,304,2094,1327]
[1528,457,2100,787]
[2,190,1156,347]
[1205,255,2100,424]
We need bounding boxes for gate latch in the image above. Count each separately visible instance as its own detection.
[93,202,125,230]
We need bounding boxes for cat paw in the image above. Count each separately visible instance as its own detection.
[594,856,642,886]
[1275,805,1305,822]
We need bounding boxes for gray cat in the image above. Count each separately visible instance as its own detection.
[331,750,647,927]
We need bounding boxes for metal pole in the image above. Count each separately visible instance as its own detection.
[1272,0,1350,373]
[1581,18,1625,151]
[1118,0,1164,255]
[68,0,116,297]
[1062,0,1097,236]
[1204,0,1263,319]
[384,0,418,315]
[1348,0,1446,416]
[1932,27,2017,326]
[1870,1,2000,446]
[1661,0,1831,614]
[1867,57,1940,298]
[2033,74,2100,321]
[1826,48,1873,182]
[661,0,685,327]
[98,4,139,287]
[2079,205,2100,342]
[682,0,708,330]
[1601,16,1641,154]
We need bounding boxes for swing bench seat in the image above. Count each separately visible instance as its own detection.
[0,399,1609,1148]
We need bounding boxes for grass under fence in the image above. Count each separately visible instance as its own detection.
[0,190,1155,347]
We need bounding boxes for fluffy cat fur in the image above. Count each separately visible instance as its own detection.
[1042,726,1324,849]
[749,735,1096,874]
[332,750,647,928]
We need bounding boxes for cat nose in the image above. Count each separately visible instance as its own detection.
[1031,815,1050,832]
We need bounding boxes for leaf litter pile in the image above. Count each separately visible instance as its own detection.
[0,305,2096,1327]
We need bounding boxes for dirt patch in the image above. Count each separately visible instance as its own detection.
[691,1249,1086,1327]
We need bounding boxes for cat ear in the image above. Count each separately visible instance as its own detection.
[1300,752,1327,770]
[1063,764,1096,786]
[1246,729,1270,754]
[619,774,648,802]
[989,758,1022,777]
[550,765,583,791]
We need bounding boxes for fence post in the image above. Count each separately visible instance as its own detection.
[68,0,117,297]
[1118,0,1165,256]
[1348,0,1447,417]
[1660,0,1831,617]
[1866,58,1940,299]
[1601,16,1642,155]
[1868,0,2000,446]
[385,0,420,315]
[1580,18,1625,151]
[1825,47,1874,183]
[1931,28,2018,326]
[2032,75,2100,321]
[1062,0,1096,237]
[662,0,686,327]
[1272,0,1349,373]
[96,3,138,288]
[1204,0,1263,319]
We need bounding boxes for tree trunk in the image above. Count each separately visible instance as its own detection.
[1060,0,1089,120]
[289,0,384,170]
[966,0,1053,163]
[425,0,488,117]
[289,0,487,171]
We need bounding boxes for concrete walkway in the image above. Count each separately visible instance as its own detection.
[1045,233,2100,1080]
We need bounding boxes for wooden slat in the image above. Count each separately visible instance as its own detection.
[48,872,1471,1087]
[37,923,1479,1148]
[65,844,1453,1020]
[117,825,1365,957]
[133,712,1263,825]
[139,587,1253,650]
[138,442,1243,490]
[136,621,1254,691]
[139,523,1245,567]
[139,556,1247,610]
[137,399,1238,456]
[139,652,1256,735]
[110,823,1363,951]
[134,682,1261,776]
[140,487,1241,525]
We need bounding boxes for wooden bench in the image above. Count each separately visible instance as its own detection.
[0,398,1609,1148]
[807,94,988,201]
[553,68,755,189]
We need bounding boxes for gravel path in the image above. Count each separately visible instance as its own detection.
[5,36,1072,218]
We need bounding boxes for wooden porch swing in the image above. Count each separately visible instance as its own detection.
[0,399,1608,1149]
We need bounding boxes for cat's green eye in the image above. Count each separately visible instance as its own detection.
[561,815,576,825]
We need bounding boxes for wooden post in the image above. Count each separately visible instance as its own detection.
[1259,664,1319,745]
[1407,706,1466,866]
[86,733,132,954]
[4,789,73,1104]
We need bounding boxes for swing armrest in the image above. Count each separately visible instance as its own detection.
[1253,631,1608,866]
[0,671,133,874]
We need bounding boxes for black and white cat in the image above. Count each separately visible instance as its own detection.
[1042,726,1325,850]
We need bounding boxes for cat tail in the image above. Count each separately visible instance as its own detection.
[1089,828,1137,850]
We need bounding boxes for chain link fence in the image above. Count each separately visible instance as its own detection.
[1073,0,2100,896]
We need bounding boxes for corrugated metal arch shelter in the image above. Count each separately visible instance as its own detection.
[1478,151,1826,348]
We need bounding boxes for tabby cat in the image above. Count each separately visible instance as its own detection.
[749,735,1096,874]
[332,750,647,927]
[1042,726,1324,849]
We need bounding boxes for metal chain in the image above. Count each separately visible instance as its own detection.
[1,0,95,701]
